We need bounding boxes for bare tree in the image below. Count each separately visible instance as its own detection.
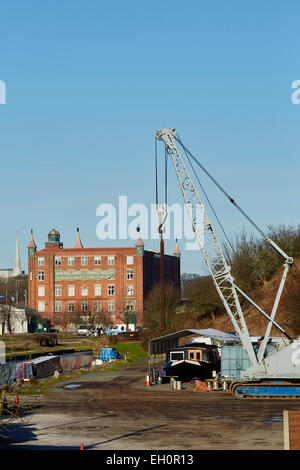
[0,303,16,335]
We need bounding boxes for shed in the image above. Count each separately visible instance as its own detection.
[149,328,239,355]
[148,328,240,376]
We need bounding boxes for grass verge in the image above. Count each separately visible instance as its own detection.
[17,342,148,396]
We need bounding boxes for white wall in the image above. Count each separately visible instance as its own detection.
[0,306,28,334]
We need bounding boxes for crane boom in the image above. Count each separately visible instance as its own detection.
[155,128,258,367]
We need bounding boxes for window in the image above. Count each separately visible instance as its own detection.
[55,256,61,266]
[108,300,115,312]
[55,301,62,312]
[68,301,75,312]
[202,350,208,361]
[81,300,88,312]
[68,285,75,296]
[170,351,184,361]
[55,285,62,296]
[189,352,194,360]
[108,256,114,265]
[38,301,45,313]
[38,271,44,281]
[38,257,44,266]
[81,256,88,266]
[94,256,101,265]
[196,352,201,360]
[126,256,133,265]
[81,287,88,296]
[108,285,115,296]
[30,272,32,281]
[94,300,102,312]
[127,285,134,296]
[94,285,101,296]
[38,286,45,297]
[126,302,134,311]
[68,257,74,266]
[127,269,134,280]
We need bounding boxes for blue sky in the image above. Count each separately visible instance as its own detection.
[0,0,299,275]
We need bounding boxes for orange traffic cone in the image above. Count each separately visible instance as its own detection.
[80,443,84,450]
[146,372,151,387]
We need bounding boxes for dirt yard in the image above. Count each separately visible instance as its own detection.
[1,359,300,451]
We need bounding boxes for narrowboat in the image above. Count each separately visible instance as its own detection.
[163,342,220,381]
[16,355,62,380]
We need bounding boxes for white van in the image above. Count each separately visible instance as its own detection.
[106,324,136,335]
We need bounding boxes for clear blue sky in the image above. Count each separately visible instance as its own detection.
[0,0,299,275]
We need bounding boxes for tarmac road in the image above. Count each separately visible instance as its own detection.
[1,359,300,450]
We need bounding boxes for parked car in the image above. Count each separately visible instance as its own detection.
[77,326,91,336]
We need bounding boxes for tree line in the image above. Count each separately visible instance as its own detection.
[142,223,300,340]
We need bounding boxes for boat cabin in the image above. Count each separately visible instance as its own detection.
[163,342,220,381]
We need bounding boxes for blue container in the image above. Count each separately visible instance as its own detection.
[99,347,122,362]
[221,346,251,381]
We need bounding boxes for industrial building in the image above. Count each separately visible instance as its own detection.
[27,228,180,328]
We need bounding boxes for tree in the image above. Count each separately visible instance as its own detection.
[0,275,28,307]
[143,283,181,335]
[225,224,300,298]
[182,276,225,321]
[0,303,16,335]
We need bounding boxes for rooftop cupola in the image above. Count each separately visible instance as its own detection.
[46,229,63,249]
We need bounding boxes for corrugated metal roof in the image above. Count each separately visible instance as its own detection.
[31,355,60,364]
[149,328,239,355]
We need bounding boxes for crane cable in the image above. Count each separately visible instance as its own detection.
[155,137,168,209]
[155,137,159,209]
[175,135,267,241]
[177,132,236,254]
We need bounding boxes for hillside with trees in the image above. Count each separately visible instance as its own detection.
[143,224,300,343]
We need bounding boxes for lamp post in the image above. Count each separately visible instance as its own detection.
[15,279,22,305]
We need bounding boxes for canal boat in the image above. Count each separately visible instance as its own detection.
[163,342,220,381]
[16,355,63,380]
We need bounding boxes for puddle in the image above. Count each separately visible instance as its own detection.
[63,384,82,389]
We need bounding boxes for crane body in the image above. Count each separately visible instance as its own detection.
[156,127,300,398]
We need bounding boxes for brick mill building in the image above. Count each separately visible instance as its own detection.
[27,228,181,329]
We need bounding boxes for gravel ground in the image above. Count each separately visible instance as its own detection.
[1,360,300,451]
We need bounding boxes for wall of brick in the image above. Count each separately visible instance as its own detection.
[28,231,180,329]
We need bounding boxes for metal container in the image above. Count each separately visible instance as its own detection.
[176,380,182,390]
[220,346,251,381]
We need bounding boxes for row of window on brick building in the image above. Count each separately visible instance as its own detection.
[35,269,134,282]
[36,255,135,267]
[37,298,126,314]
[37,283,134,298]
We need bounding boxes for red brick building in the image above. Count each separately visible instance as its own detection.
[27,228,180,329]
